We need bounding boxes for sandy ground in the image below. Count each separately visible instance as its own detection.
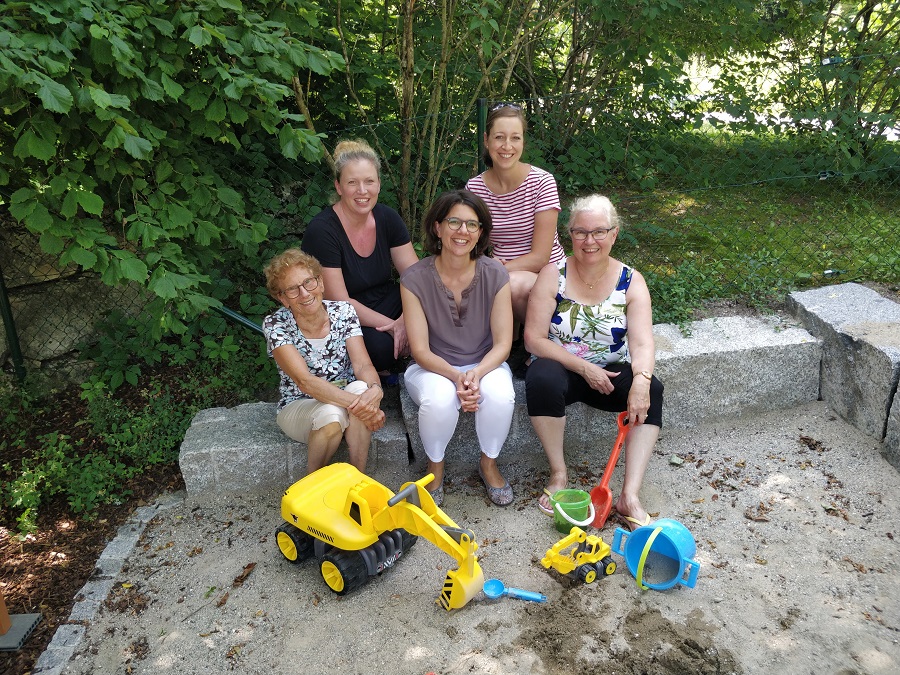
[61,401,899,675]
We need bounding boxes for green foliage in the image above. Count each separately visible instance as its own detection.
[3,431,131,533]
[707,1,900,162]
[1,0,343,333]
[1,305,278,533]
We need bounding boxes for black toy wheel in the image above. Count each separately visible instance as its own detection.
[576,563,597,585]
[321,550,369,595]
[399,529,418,554]
[598,556,616,577]
[276,523,314,564]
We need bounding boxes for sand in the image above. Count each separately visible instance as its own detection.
[62,401,899,675]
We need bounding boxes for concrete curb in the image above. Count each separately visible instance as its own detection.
[32,492,185,675]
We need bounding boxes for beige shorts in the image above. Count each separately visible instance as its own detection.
[276,380,369,443]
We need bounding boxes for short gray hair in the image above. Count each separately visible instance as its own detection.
[567,194,620,230]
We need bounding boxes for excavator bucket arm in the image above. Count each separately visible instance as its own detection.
[372,475,484,610]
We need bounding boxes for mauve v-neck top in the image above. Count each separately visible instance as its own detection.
[400,255,509,366]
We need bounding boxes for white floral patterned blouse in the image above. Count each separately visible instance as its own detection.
[546,260,633,367]
[263,300,362,409]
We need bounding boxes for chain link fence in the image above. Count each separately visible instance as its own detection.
[2,76,898,381]
[0,220,148,384]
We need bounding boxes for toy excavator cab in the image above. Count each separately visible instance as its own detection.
[277,464,484,610]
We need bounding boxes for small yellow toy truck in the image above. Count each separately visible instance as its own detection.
[540,526,617,584]
[276,463,484,610]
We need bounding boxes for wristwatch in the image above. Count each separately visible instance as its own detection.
[637,370,653,381]
[368,382,383,390]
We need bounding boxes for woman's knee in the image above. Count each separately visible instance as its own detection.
[417,384,459,417]
[309,420,344,442]
[408,369,458,412]
[509,270,537,298]
[345,379,369,395]
[311,406,350,433]
[479,367,516,409]
[362,329,396,372]
[525,359,567,410]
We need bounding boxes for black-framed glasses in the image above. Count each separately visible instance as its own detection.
[570,226,617,241]
[489,101,522,112]
[280,276,319,298]
[443,217,481,233]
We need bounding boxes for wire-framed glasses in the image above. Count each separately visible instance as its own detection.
[570,226,617,241]
[443,217,481,233]
[280,276,319,298]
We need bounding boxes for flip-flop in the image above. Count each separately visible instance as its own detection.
[615,513,652,532]
[537,489,554,516]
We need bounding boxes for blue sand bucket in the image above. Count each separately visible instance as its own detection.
[549,489,595,534]
[611,518,700,590]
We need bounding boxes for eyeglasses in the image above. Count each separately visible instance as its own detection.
[443,217,481,233]
[570,226,617,241]
[280,276,319,298]
[489,101,522,111]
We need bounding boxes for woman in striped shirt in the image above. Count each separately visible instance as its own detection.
[466,103,565,323]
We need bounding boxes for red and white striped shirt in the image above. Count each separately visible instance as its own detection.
[466,166,565,264]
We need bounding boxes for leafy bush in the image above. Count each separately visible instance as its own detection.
[1,0,342,332]
[1,309,278,534]
[3,431,131,533]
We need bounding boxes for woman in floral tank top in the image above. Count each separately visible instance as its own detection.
[523,195,664,529]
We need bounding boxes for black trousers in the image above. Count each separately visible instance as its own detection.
[361,284,404,373]
[525,358,664,427]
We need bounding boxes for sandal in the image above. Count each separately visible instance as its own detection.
[537,489,554,516]
[478,467,513,507]
[614,512,652,532]
[427,482,444,507]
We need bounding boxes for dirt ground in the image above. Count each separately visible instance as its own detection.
[56,401,899,675]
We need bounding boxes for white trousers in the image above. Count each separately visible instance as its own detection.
[404,362,515,463]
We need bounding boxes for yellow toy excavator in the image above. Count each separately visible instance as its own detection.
[276,463,484,610]
[540,526,617,584]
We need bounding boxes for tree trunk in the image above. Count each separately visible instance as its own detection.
[399,0,416,227]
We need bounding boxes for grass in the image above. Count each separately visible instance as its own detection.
[597,179,900,324]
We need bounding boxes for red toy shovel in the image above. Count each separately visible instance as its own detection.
[589,411,630,528]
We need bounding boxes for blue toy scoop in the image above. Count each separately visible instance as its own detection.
[483,578,547,603]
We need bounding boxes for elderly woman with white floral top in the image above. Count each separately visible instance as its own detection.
[524,195,664,530]
[263,248,385,474]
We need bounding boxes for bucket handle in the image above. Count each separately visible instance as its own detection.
[554,501,596,528]
[680,558,700,588]
[635,526,663,591]
[611,527,628,555]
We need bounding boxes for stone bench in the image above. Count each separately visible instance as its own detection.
[786,283,900,469]
[179,396,410,496]
[179,287,900,496]
[400,314,822,466]
[180,313,824,495]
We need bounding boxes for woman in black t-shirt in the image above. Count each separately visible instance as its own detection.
[302,140,418,373]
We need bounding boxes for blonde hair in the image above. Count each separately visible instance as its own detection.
[567,194,620,231]
[263,248,323,298]
[332,139,381,182]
